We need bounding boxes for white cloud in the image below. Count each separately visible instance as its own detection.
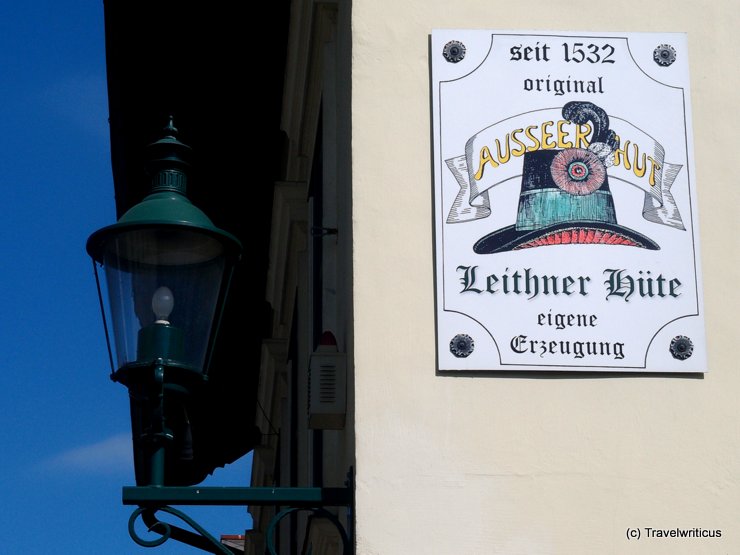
[41,432,132,474]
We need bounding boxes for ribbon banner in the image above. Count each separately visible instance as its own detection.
[445,109,684,230]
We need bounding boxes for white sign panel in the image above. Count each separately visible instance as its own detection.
[432,30,706,372]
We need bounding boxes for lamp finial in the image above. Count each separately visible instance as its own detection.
[147,116,191,195]
[164,115,178,138]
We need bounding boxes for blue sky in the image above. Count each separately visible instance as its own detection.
[0,2,253,552]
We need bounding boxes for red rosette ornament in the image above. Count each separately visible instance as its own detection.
[549,148,605,195]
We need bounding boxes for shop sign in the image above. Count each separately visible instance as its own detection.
[432,30,705,372]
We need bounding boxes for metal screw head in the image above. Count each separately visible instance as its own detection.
[443,40,466,63]
[450,334,474,358]
[653,44,677,67]
[669,335,693,360]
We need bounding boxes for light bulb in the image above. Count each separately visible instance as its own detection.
[152,286,174,324]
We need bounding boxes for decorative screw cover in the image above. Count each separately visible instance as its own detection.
[653,44,677,67]
[669,335,693,360]
[450,334,474,358]
[443,41,466,63]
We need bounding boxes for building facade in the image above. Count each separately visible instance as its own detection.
[102,0,739,553]
[348,2,739,554]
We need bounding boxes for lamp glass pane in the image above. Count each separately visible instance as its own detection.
[100,227,227,371]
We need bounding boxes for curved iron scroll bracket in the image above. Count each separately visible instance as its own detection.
[266,506,351,555]
[129,505,235,554]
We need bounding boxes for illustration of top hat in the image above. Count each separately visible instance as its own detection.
[473,101,659,254]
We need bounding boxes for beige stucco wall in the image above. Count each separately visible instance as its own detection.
[351,2,739,554]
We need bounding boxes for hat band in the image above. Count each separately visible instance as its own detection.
[515,189,617,231]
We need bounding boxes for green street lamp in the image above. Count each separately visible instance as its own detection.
[87,118,242,487]
[87,118,352,554]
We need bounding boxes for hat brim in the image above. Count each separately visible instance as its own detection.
[473,221,660,254]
